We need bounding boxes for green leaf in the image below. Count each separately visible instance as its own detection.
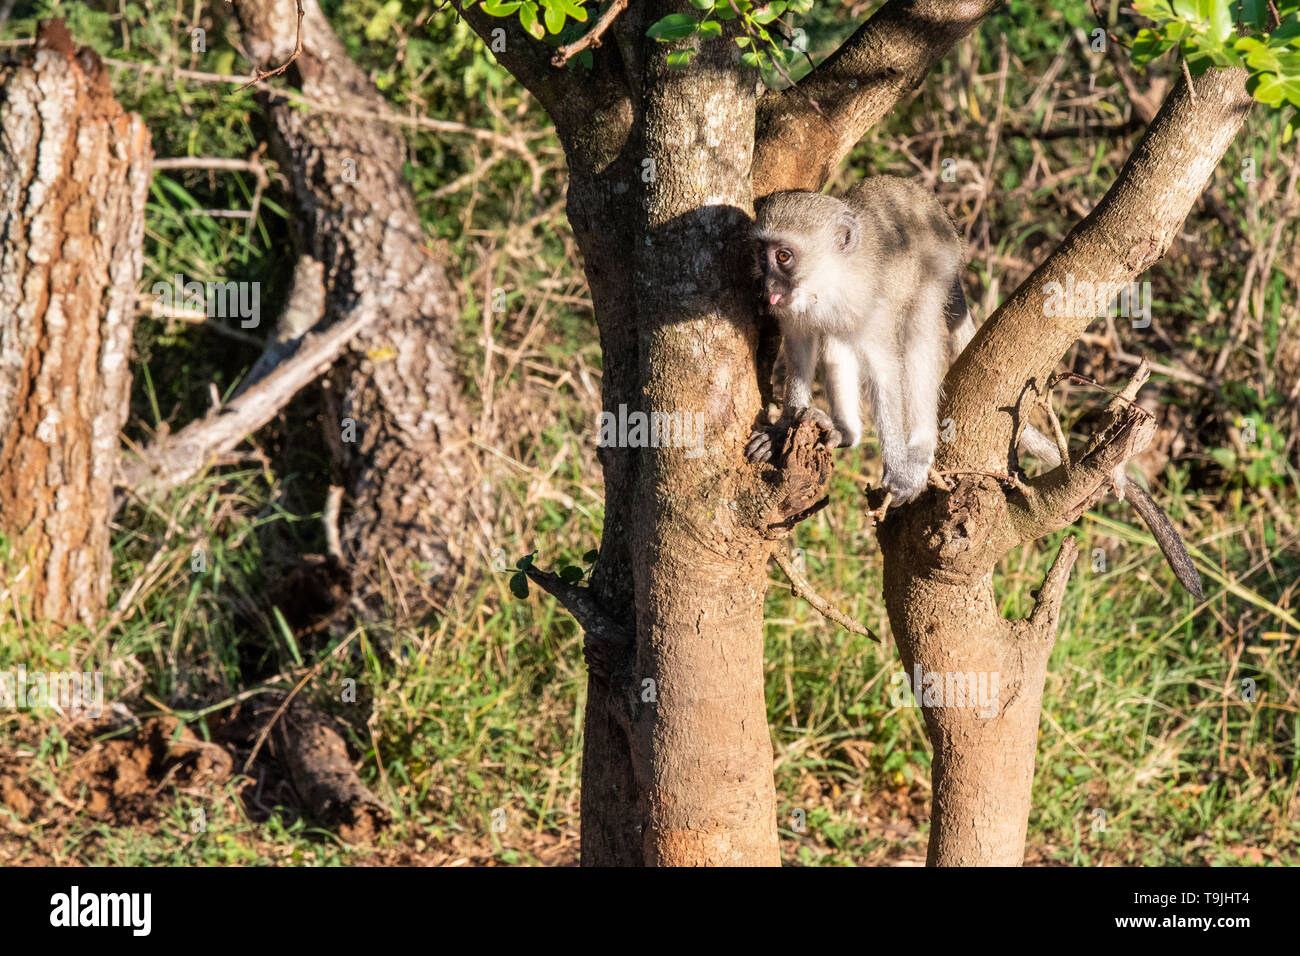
[1132,28,1177,65]
[741,48,761,66]
[1133,0,1175,17]
[516,551,537,570]
[559,565,584,583]
[1239,0,1268,28]
[1272,19,1300,43]
[689,0,716,8]
[1250,72,1290,105]
[556,0,588,21]
[652,14,702,41]
[509,572,530,599]
[543,0,566,34]
[752,2,787,24]
[582,549,599,563]
[667,49,696,68]
[482,0,523,15]
[734,35,751,47]
[649,13,700,41]
[1210,0,1233,42]
[787,0,813,11]
[519,2,545,39]
[699,19,722,38]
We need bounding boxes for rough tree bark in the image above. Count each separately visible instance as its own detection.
[455,0,1247,866]
[230,0,478,614]
[0,22,151,626]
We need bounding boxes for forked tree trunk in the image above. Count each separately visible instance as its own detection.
[0,23,151,626]
[880,66,1252,866]
[455,0,1249,866]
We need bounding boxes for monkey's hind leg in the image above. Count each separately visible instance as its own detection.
[901,292,948,485]
[822,339,863,450]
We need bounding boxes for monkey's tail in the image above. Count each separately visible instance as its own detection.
[1124,481,1205,599]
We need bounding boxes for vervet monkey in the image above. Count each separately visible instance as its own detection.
[746,177,1202,597]
[744,176,971,501]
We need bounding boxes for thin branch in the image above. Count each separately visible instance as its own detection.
[523,567,635,693]
[1024,535,1079,637]
[237,0,305,91]
[523,568,630,642]
[751,0,1002,196]
[772,549,880,642]
[552,0,628,67]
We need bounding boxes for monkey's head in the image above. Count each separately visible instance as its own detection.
[751,191,861,316]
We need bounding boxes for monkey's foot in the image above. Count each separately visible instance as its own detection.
[745,425,783,463]
[796,406,844,450]
[881,459,928,503]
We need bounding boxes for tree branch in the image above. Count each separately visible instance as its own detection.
[939,66,1252,474]
[523,568,635,681]
[116,269,377,500]
[1023,535,1078,638]
[772,549,880,642]
[751,0,1003,197]
[1008,362,1156,542]
[449,0,628,157]
[553,0,628,67]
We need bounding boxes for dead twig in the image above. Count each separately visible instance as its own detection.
[552,0,628,67]
[772,549,880,642]
[237,0,305,91]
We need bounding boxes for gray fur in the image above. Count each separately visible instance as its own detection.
[748,177,966,502]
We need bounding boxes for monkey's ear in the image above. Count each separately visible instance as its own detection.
[836,211,861,255]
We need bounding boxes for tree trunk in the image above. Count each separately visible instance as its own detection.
[518,10,835,866]
[232,0,478,615]
[0,22,151,626]
[879,66,1252,865]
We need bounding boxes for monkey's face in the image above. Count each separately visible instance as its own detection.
[755,238,804,311]
[752,192,861,320]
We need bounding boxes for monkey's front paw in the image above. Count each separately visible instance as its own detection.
[882,459,929,503]
[745,426,781,463]
[794,406,844,450]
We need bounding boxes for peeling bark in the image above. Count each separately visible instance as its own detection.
[232,0,477,614]
[0,22,151,625]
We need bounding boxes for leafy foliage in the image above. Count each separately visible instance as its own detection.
[1132,1,1300,137]
[473,0,815,73]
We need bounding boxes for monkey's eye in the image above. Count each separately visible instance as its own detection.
[775,249,792,265]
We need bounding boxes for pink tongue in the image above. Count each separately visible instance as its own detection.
[768,293,782,306]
